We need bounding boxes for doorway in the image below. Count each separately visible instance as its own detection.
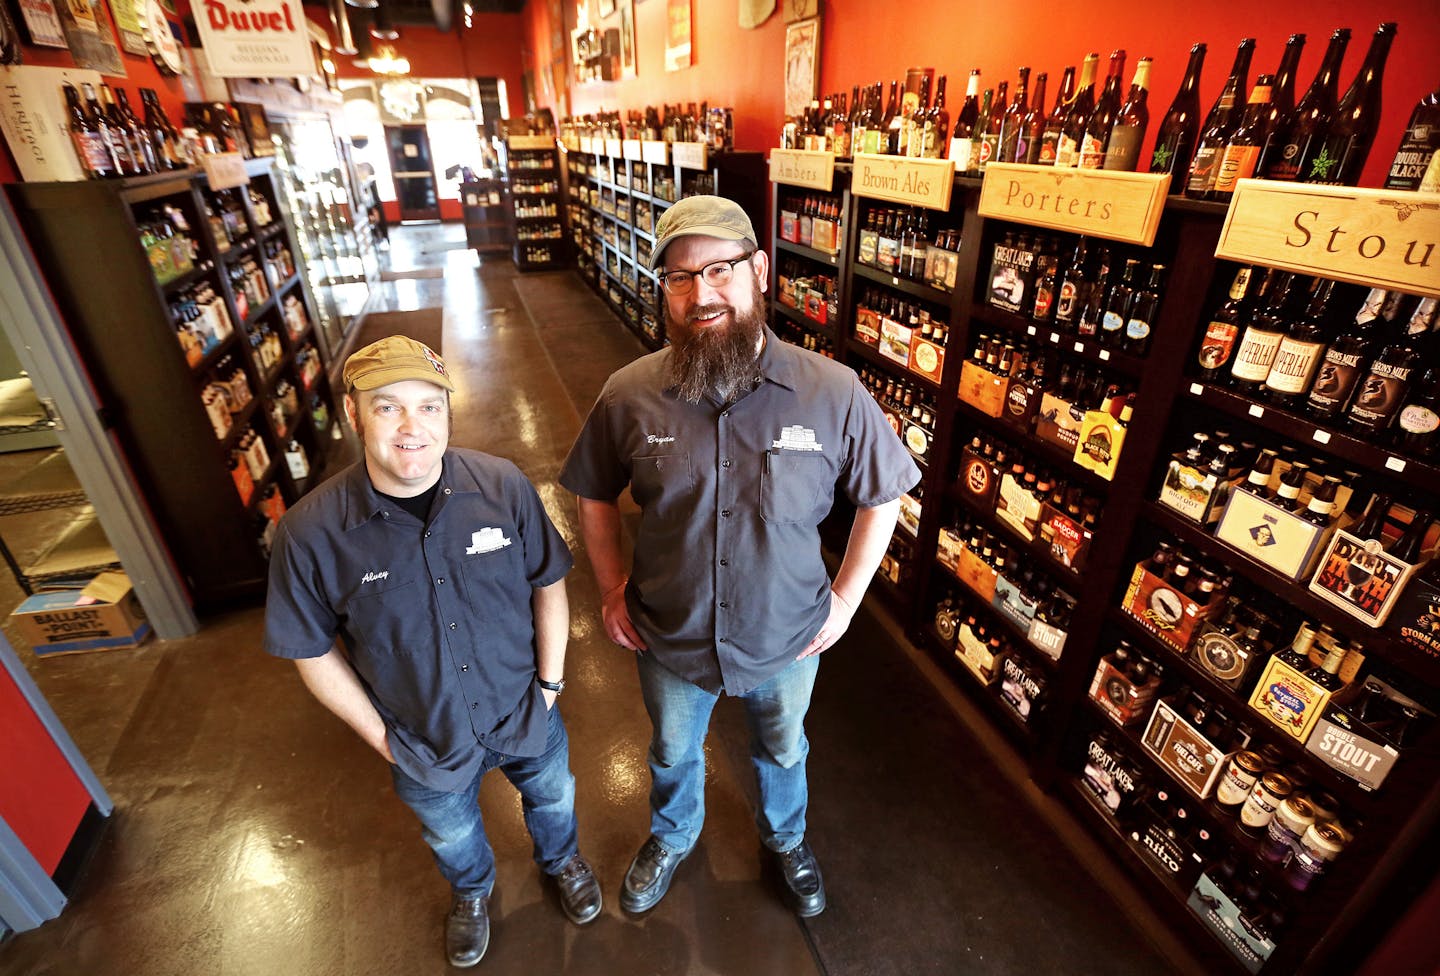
[385,125,441,221]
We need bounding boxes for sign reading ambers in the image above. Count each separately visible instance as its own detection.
[1217,180,1439,298]
[769,148,835,192]
[194,0,314,78]
[978,163,1171,247]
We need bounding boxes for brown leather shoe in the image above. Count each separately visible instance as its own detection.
[554,854,603,924]
[445,891,489,968]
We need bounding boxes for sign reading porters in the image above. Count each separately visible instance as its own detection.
[769,148,835,192]
[852,152,954,212]
[1217,180,1440,298]
[979,163,1171,246]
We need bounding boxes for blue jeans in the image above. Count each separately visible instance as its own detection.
[390,705,579,896]
[636,651,820,855]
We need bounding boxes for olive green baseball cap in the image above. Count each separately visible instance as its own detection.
[343,335,455,392]
[650,195,758,271]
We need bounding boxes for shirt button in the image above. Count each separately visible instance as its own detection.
[444,488,452,495]
[437,578,445,584]
[718,637,728,643]
[381,511,390,519]
[450,622,457,630]
[721,509,732,518]
[722,458,732,468]
[721,411,730,418]
[471,702,478,709]
[461,665,469,671]
[719,601,729,608]
[425,531,431,538]
[719,559,728,566]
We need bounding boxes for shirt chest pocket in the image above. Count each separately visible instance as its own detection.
[631,453,694,521]
[459,531,526,620]
[761,452,832,525]
[344,578,423,653]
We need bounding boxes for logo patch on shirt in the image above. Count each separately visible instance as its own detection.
[362,570,389,584]
[772,425,824,452]
[465,527,513,554]
[646,433,676,445]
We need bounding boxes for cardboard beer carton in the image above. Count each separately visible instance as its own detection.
[1140,696,1228,799]
[1123,562,1225,653]
[1309,528,1427,628]
[958,360,1007,418]
[1089,657,1161,726]
[11,572,150,657]
[1187,873,1277,974]
[1247,651,1361,743]
[1216,486,1339,582]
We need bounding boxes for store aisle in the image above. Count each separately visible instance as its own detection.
[0,225,1203,976]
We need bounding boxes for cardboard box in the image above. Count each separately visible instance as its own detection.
[1159,457,1231,525]
[1305,677,1427,791]
[1081,732,1144,819]
[878,315,913,368]
[1123,563,1225,653]
[1089,657,1161,726]
[995,471,1043,541]
[1073,406,1127,481]
[1309,529,1424,627]
[0,65,107,183]
[924,245,958,292]
[1216,487,1337,582]
[999,653,1046,723]
[902,418,933,464]
[993,572,1038,630]
[986,239,1035,314]
[854,306,881,346]
[1035,391,1083,453]
[1038,504,1092,572]
[1188,619,1264,692]
[898,490,922,537]
[11,572,150,657]
[1131,796,1206,890]
[1389,568,1440,678]
[1247,655,1341,743]
[957,445,999,509]
[936,526,965,574]
[956,619,1004,686]
[1187,873,1277,974]
[954,545,998,603]
[909,333,945,383]
[1027,617,1068,661]
[958,360,1007,418]
[1141,696,1228,799]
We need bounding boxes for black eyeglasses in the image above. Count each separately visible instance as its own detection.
[657,253,755,295]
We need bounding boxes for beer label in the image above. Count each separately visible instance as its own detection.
[1214,144,1261,194]
[1307,349,1366,414]
[1055,133,1079,167]
[1056,280,1080,318]
[1103,125,1143,171]
[1034,283,1055,318]
[1125,315,1151,341]
[72,131,113,173]
[1198,321,1244,371]
[1187,145,1223,193]
[1195,629,1248,683]
[1038,130,1060,164]
[1348,362,1414,426]
[1399,404,1440,435]
[1264,338,1325,394]
[1078,133,1106,169]
[1102,309,1125,334]
[1229,328,1283,382]
[950,137,974,171]
[978,134,999,168]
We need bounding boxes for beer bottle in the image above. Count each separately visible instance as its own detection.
[1055,237,1091,332]
[1100,257,1141,347]
[999,67,1030,164]
[1384,77,1440,190]
[978,81,1008,171]
[879,81,900,155]
[1039,66,1076,165]
[1306,639,1348,691]
[1306,288,1391,420]
[1124,263,1165,356]
[1018,72,1047,164]
[1149,43,1206,178]
[1254,34,1308,178]
[1268,28,1351,181]
[1275,621,1318,670]
[82,83,132,177]
[1104,57,1152,172]
[1265,278,1338,409]
[1394,356,1440,457]
[1186,38,1255,198]
[1076,246,1112,339]
[1350,492,1392,542]
[1346,298,1432,435]
[1079,50,1127,170]
[1056,53,1100,168]
[948,71,981,171]
[1303,22,1398,186]
[1213,75,1275,196]
[64,83,117,179]
[1230,271,1297,394]
[923,75,949,160]
[1389,511,1436,564]
[1198,266,1258,381]
[970,88,993,172]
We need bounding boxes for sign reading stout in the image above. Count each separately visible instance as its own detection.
[768,148,836,192]
[507,134,555,151]
[672,141,709,171]
[641,140,669,165]
[202,152,250,191]
[622,139,642,161]
[852,152,955,212]
[603,138,623,158]
[978,163,1171,246]
[1217,180,1440,297]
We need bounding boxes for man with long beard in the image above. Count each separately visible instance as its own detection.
[560,197,919,918]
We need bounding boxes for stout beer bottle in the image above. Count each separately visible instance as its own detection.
[1019,72,1048,164]
[1149,42,1206,178]
[1346,298,1432,435]
[1394,351,1440,456]
[1265,278,1337,409]
[1230,271,1296,394]
[1254,33,1308,177]
[1268,28,1351,180]
[1383,76,1440,190]
[1307,290,1389,421]
[1302,22,1397,186]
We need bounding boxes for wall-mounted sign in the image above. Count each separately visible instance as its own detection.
[0,64,103,182]
[978,163,1171,246]
[1217,179,1440,298]
[192,0,314,79]
[852,152,955,212]
[664,0,690,72]
[54,0,125,74]
[622,138,641,160]
[109,0,146,56]
[768,148,834,192]
[506,134,555,150]
[201,151,250,190]
[672,141,708,171]
[641,140,668,165]
[14,0,68,49]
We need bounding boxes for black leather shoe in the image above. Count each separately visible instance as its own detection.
[776,840,826,917]
[445,891,490,968]
[554,854,603,924]
[620,836,687,914]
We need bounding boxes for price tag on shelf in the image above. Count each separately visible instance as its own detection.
[1099,349,1111,361]
[1248,404,1265,418]
[1312,430,1332,444]
[1189,383,1204,396]
[1027,326,1037,336]
[892,276,900,286]
[1386,456,1407,472]
[1073,341,1084,353]
[1050,332,1060,343]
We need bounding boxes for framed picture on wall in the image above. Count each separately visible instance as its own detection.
[783,16,819,116]
[619,0,635,77]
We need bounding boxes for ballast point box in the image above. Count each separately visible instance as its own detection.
[11,572,150,657]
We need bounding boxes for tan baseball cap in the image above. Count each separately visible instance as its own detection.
[343,335,455,392]
[650,195,758,271]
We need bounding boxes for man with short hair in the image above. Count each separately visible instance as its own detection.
[560,196,920,917]
[264,336,601,968]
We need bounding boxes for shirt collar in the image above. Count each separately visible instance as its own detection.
[342,452,456,531]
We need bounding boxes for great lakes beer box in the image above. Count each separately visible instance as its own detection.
[11,572,150,657]
[1216,486,1338,582]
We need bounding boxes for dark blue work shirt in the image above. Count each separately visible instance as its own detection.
[560,328,919,695]
[263,449,573,792]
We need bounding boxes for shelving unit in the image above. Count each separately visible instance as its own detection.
[564,140,766,350]
[505,137,568,272]
[8,159,338,609]
[460,178,511,254]
[763,155,1440,976]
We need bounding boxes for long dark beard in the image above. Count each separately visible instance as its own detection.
[665,284,766,404]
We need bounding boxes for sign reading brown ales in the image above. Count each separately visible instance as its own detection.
[852,153,955,212]
[641,140,669,165]
[978,163,1171,246]
[1217,180,1440,297]
[672,141,709,171]
[769,148,836,192]
[507,134,555,151]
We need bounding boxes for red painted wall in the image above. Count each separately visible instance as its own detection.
[524,0,1440,192]
[0,664,91,875]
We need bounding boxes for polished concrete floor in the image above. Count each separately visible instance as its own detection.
[1,224,1209,975]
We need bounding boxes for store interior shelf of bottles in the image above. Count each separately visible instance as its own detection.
[506,142,568,271]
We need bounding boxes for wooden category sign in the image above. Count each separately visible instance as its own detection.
[852,153,955,212]
[642,140,669,165]
[979,163,1171,246]
[672,141,709,171]
[202,152,250,191]
[579,136,596,153]
[604,138,623,158]
[769,148,835,191]
[1217,180,1440,297]
[622,139,642,160]
[507,134,555,151]
[561,134,580,151]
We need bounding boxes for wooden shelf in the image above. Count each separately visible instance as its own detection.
[853,263,955,306]
[971,304,1147,379]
